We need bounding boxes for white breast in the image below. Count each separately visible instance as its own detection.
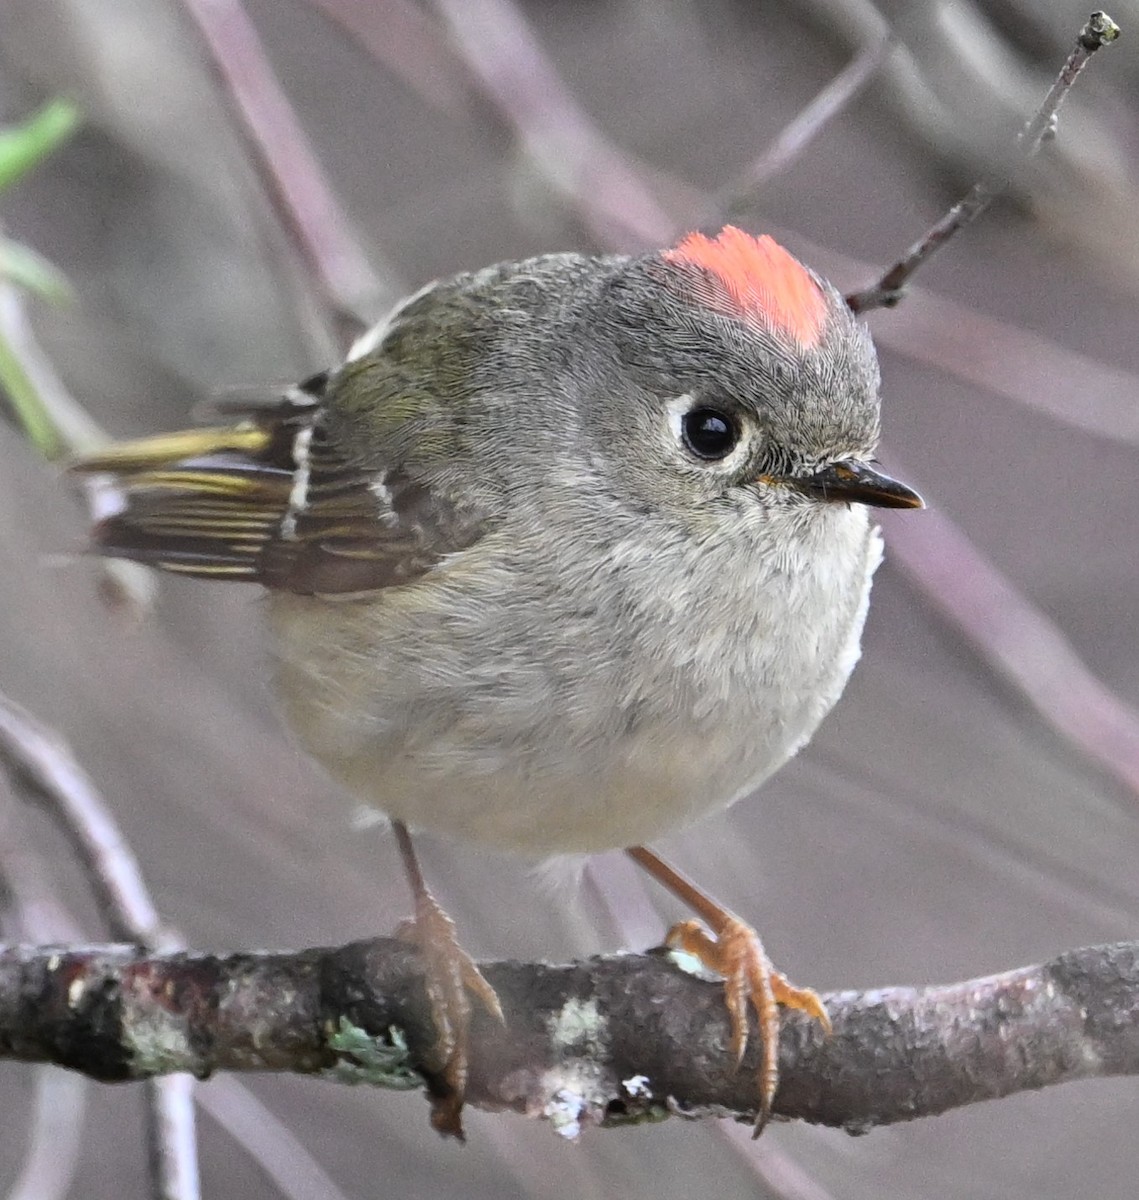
[269,506,882,856]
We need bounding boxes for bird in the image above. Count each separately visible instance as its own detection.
[71,225,923,1138]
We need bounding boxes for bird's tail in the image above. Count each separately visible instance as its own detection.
[70,379,325,583]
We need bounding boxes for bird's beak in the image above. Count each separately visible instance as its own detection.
[769,461,925,509]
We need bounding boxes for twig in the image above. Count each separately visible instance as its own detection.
[178,0,398,343]
[0,780,88,1200]
[303,0,473,116]
[432,0,675,250]
[0,694,171,947]
[0,700,198,1199]
[846,11,1121,313]
[194,1077,355,1200]
[883,504,1139,797]
[4,1069,88,1200]
[145,1076,202,1200]
[0,283,157,613]
[712,34,895,217]
[0,690,346,1200]
[1,937,1137,1135]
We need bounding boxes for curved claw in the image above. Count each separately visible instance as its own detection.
[665,916,830,1135]
[397,892,504,1139]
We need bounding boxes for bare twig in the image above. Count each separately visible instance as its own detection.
[178,0,397,343]
[846,11,1121,313]
[303,0,473,116]
[1,937,1137,1136]
[0,283,158,614]
[145,1076,201,1200]
[194,1077,355,1200]
[883,504,1139,797]
[4,1069,88,1200]
[432,0,674,250]
[0,702,198,1199]
[0,781,88,1200]
[0,694,171,947]
[0,693,352,1200]
[0,286,102,455]
[713,34,895,217]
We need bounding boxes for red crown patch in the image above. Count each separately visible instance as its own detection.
[662,227,827,347]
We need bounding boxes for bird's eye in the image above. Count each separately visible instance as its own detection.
[681,407,739,461]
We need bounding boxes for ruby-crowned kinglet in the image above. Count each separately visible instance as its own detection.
[74,226,922,1136]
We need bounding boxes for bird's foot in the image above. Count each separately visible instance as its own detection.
[397,890,504,1139]
[665,915,830,1135]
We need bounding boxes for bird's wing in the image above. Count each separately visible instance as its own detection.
[70,372,485,596]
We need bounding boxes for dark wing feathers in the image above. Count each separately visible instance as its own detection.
[72,376,482,595]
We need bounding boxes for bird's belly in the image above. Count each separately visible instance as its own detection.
[268,515,880,856]
[271,607,863,855]
[292,700,795,855]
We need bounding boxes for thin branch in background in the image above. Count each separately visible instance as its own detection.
[0,298,60,458]
[0,779,87,1200]
[846,10,1121,313]
[178,0,398,345]
[711,33,895,219]
[0,283,157,614]
[195,1077,355,1200]
[0,99,142,608]
[0,694,170,947]
[145,1076,202,1200]
[4,1069,88,1200]
[304,0,473,116]
[431,0,675,250]
[883,504,1139,798]
[0,703,198,1200]
[0,691,350,1200]
[2,937,1138,1134]
[869,279,1139,447]
[723,1128,842,1200]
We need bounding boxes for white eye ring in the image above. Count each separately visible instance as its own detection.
[666,394,749,467]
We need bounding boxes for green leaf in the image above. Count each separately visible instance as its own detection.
[0,98,81,193]
[0,238,72,303]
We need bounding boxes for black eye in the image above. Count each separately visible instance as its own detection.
[681,407,739,460]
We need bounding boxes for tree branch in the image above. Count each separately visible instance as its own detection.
[178,0,399,343]
[2,937,1136,1137]
[0,690,353,1200]
[846,10,1121,313]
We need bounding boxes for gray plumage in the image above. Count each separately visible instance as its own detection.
[76,236,919,855]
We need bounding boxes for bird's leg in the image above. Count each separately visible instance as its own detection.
[392,821,504,1139]
[626,845,830,1135]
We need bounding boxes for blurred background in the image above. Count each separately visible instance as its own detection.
[0,1,1137,1197]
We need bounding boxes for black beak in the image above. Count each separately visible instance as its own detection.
[787,461,925,510]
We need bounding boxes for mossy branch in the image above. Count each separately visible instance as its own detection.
[1,937,1137,1138]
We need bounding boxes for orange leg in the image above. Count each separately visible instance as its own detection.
[393,821,504,1139]
[627,845,830,1135]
